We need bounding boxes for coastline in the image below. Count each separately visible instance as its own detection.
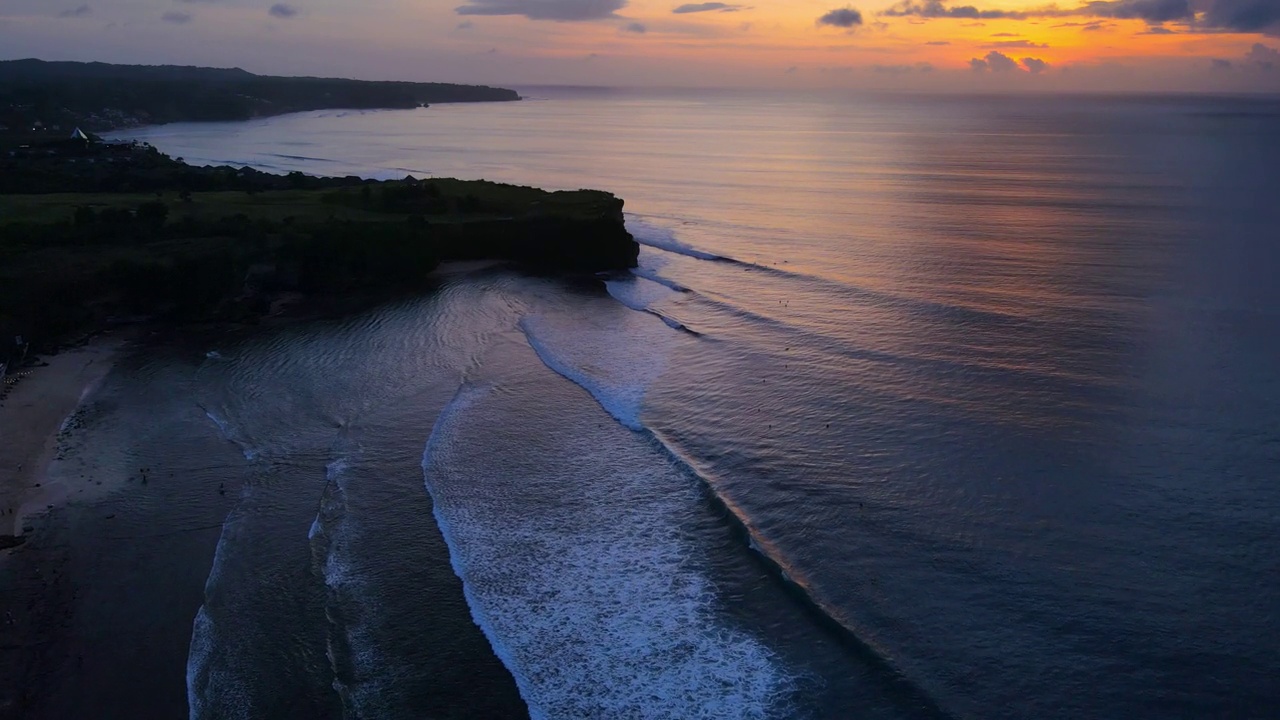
[0,336,125,548]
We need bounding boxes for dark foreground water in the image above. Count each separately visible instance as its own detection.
[5,91,1279,720]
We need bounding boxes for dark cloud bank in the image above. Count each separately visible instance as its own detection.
[880,0,1280,33]
[970,50,1051,73]
[455,0,627,21]
[818,7,865,28]
[673,2,744,13]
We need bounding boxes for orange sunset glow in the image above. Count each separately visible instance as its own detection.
[3,1,1279,91]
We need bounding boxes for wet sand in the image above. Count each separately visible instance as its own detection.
[0,333,240,719]
[0,338,124,717]
[0,338,124,546]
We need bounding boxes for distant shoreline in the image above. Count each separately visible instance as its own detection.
[0,58,521,136]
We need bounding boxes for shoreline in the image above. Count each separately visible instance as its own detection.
[0,336,125,546]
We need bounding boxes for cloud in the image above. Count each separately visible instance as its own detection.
[268,3,298,18]
[990,31,1020,36]
[672,2,743,12]
[969,49,1051,73]
[1246,42,1278,68]
[881,0,1192,23]
[1080,0,1188,22]
[1202,0,1280,34]
[455,0,627,21]
[1211,58,1234,69]
[57,4,91,17]
[983,39,1049,47]
[161,11,192,23]
[1138,24,1176,32]
[970,49,1019,71]
[457,20,475,28]
[984,50,1019,71]
[882,1,1034,20]
[817,7,864,27]
[925,39,951,44]
[884,0,1278,33]
[1021,56,1049,72]
[623,20,647,31]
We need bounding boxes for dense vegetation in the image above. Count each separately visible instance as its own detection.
[0,59,520,131]
[0,144,636,369]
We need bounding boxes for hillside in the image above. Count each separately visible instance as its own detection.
[0,59,520,132]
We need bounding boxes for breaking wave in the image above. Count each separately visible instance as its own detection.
[421,383,795,720]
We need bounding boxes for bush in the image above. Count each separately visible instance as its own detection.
[136,201,169,225]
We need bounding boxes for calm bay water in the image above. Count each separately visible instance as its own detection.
[24,90,1278,719]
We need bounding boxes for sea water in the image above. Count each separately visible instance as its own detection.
[22,89,1277,719]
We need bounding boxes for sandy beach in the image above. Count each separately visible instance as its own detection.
[0,337,124,546]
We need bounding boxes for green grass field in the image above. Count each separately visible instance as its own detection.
[0,180,618,227]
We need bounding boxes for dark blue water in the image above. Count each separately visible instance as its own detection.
[31,90,1277,719]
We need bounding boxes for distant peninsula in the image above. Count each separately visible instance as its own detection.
[0,59,520,132]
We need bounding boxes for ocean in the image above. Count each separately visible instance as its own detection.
[11,89,1280,719]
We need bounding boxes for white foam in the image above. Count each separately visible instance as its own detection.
[188,509,250,720]
[604,277,693,332]
[203,409,261,461]
[660,314,688,332]
[309,451,405,719]
[187,606,252,720]
[325,457,350,483]
[519,309,683,432]
[604,275,681,313]
[627,217,722,261]
[631,264,689,293]
[422,384,794,720]
[57,409,77,434]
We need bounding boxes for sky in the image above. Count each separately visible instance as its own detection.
[2,0,1279,91]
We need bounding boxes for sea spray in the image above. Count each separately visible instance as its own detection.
[627,217,723,261]
[421,382,795,719]
[516,300,951,720]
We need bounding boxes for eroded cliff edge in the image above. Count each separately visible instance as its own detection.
[0,144,638,366]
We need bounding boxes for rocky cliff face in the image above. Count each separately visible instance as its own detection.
[435,211,638,272]
[1,159,638,362]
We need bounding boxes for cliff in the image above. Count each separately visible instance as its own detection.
[0,146,638,367]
